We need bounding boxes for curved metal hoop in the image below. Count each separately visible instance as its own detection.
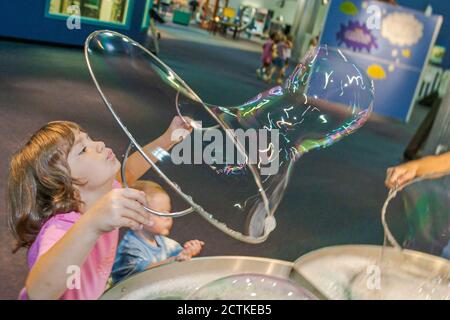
[121,143,194,218]
[84,30,275,243]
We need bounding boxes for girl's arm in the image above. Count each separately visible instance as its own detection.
[25,216,100,299]
[26,188,151,299]
[116,134,175,186]
[116,116,192,186]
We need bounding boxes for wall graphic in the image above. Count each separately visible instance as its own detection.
[320,0,442,121]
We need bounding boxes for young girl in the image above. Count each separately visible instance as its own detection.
[7,116,191,300]
[256,33,276,80]
[281,35,293,79]
[264,33,286,84]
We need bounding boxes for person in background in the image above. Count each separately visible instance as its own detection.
[159,0,172,17]
[265,33,287,84]
[281,34,293,79]
[189,0,199,15]
[256,32,276,81]
[309,35,319,52]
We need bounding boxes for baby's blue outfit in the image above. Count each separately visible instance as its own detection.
[111,230,183,284]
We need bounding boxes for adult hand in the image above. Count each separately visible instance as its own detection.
[385,162,419,189]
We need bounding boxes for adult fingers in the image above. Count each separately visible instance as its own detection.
[385,168,404,188]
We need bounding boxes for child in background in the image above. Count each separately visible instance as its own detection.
[256,33,276,80]
[266,33,287,84]
[282,34,294,79]
[111,180,204,284]
[7,116,191,300]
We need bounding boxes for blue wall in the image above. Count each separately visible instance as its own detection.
[0,0,149,46]
[397,0,450,68]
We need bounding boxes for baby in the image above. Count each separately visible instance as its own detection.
[111,181,204,284]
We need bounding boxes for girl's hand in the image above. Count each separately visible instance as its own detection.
[385,162,419,189]
[176,240,204,261]
[162,116,193,148]
[84,188,153,235]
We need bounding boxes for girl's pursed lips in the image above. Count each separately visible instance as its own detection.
[106,149,116,160]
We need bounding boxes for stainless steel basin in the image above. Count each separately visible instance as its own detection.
[101,255,322,300]
[101,245,450,300]
[294,245,450,300]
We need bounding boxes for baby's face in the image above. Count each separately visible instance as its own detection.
[143,190,173,236]
[144,215,173,236]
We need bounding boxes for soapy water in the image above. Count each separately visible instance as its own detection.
[295,249,450,300]
[187,274,317,300]
[85,31,373,243]
[348,262,450,300]
[115,270,316,301]
[119,273,227,300]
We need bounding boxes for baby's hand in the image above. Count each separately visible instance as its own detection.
[176,240,204,261]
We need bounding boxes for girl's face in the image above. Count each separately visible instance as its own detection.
[67,130,120,191]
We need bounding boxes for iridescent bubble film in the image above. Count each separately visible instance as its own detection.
[85,31,373,242]
[383,172,450,259]
[187,273,317,300]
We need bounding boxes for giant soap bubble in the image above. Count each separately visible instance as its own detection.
[187,273,317,300]
[84,30,373,243]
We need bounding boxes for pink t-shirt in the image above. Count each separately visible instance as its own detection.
[19,180,121,300]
